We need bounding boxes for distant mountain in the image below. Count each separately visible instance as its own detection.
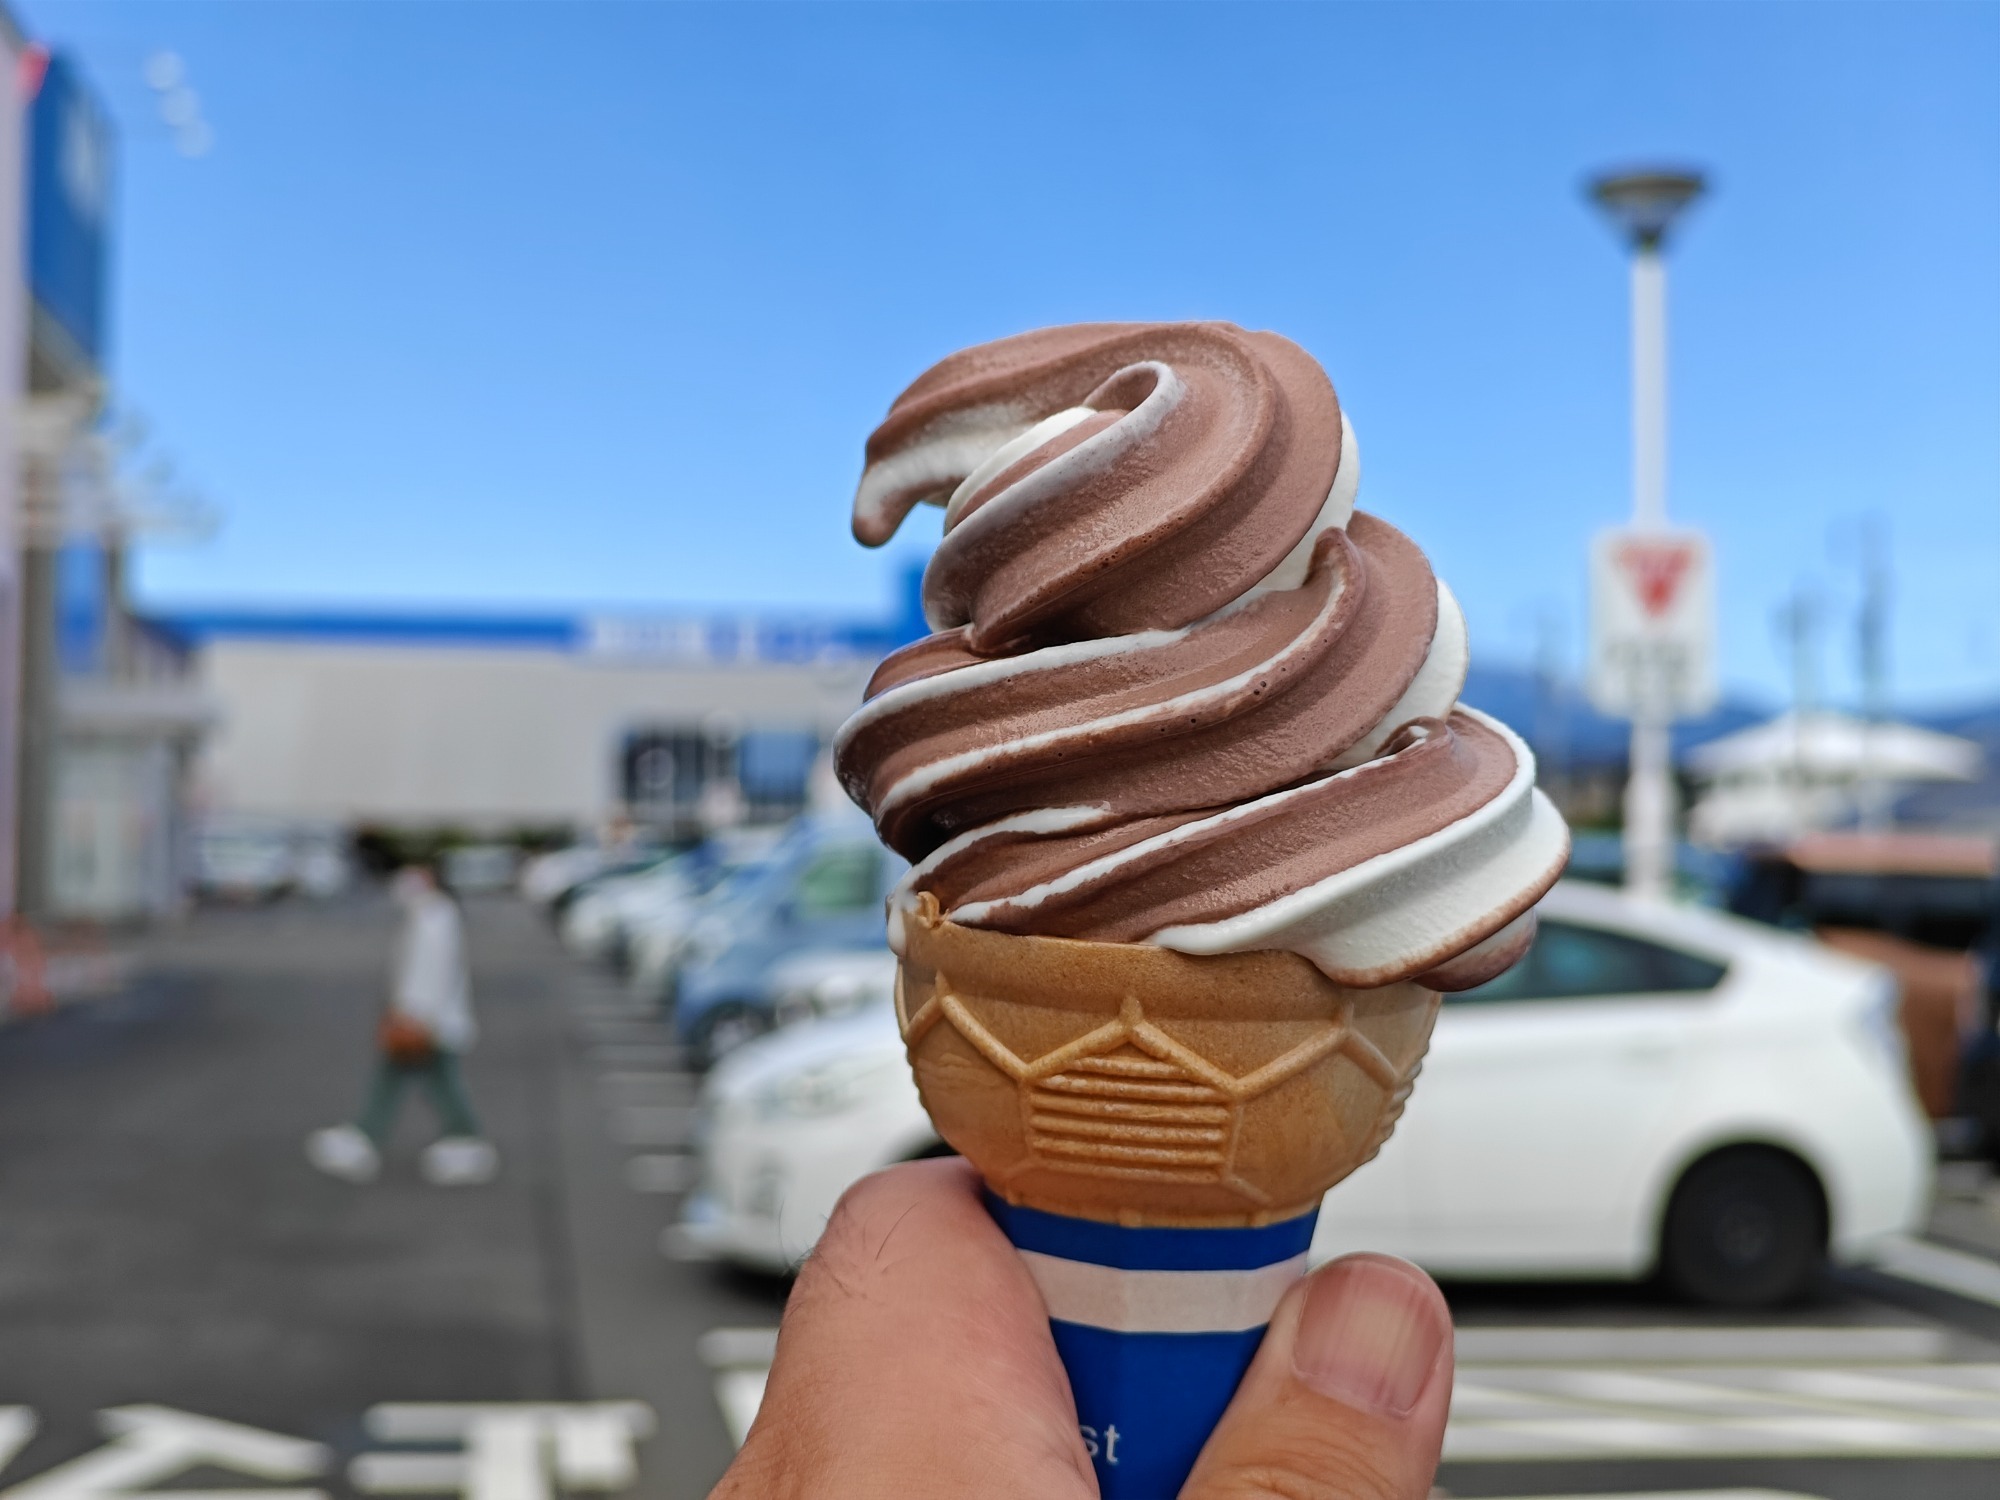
[1458,663,1768,772]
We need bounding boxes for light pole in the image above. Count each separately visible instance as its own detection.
[1589,168,1705,900]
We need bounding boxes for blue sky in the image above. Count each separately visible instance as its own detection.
[20,1,2000,708]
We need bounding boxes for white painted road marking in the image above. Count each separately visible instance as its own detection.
[698,1330,778,1448]
[1445,1362,2000,1459]
[625,1153,698,1194]
[0,1407,328,1500]
[351,1404,655,1500]
[1873,1234,2000,1309]
[610,1105,694,1149]
[699,1321,2000,1463]
[1453,1324,1947,1365]
[587,1045,681,1070]
[0,1412,36,1481]
[597,1072,693,1105]
[710,1373,768,1451]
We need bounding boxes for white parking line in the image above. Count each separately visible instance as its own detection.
[1454,1324,1947,1364]
[610,1106,694,1149]
[586,1045,682,1070]
[596,1071,693,1102]
[625,1154,697,1194]
[697,1323,2000,1464]
[1444,1362,2000,1459]
[697,1330,779,1449]
[1872,1235,2000,1310]
[570,1003,653,1023]
[710,1373,767,1451]
[0,1411,36,1480]
[353,1403,654,1498]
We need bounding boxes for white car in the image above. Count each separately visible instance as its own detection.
[621,830,792,996]
[192,817,341,901]
[561,856,695,962]
[677,881,1934,1306]
[440,843,518,894]
[520,844,615,907]
[765,949,899,1027]
[564,829,789,969]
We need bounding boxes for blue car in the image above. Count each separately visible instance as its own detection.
[673,818,906,1065]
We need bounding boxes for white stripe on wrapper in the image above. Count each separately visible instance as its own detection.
[1018,1250,1309,1334]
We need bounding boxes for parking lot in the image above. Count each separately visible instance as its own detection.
[9,894,2000,1500]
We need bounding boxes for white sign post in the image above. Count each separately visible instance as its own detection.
[1587,167,1709,901]
[1588,527,1716,720]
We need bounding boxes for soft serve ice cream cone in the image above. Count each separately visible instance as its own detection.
[835,323,1568,1496]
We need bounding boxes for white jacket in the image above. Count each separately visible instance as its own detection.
[388,890,477,1052]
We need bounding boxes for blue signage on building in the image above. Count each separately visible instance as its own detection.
[28,50,114,370]
[55,539,106,675]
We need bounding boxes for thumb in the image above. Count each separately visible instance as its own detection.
[1181,1253,1453,1500]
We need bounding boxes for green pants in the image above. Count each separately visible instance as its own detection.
[358,1051,481,1144]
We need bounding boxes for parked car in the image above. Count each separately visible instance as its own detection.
[193,818,295,901]
[547,850,676,923]
[441,843,519,894]
[192,817,353,901]
[562,853,698,962]
[672,819,906,1066]
[1728,831,1996,1121]
[678,881,1932,1306]
[628,844,802,1002]
[765,948,898,1028]
[563,829,786,968]
[520,835,669,914]
[520,844,607,907]
[679,998,935,1266]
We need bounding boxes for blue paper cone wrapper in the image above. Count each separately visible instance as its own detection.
[986,1193,1320,1499]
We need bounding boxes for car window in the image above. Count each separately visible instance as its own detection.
[794,845,883,917]
[1448,919,1727,1005]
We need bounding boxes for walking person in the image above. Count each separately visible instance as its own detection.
[308,861,499,1186]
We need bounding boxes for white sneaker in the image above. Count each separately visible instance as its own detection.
[421,1136,499,1186]
[307,1124,380,1184]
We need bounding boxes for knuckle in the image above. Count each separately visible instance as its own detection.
[813,1167,909,1252]
[709,1435,804,1500]
[823,1161,921,1237]
[792,1164,928,1301]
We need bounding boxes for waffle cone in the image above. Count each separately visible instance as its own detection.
[895,894,1440,1228]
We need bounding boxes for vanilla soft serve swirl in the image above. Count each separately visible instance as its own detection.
[837,321,1568,990]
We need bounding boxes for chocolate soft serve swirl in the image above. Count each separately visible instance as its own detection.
[837,321,1569,990]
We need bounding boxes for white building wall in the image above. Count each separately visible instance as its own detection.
[191,640,874,829]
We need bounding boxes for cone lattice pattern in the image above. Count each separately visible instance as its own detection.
[896,898,1441,1227]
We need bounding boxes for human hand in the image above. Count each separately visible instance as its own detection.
[709,1158,1454,1499]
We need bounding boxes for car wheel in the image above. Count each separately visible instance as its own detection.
[696,1003,771,1068]
[1660,1147,1827,1308]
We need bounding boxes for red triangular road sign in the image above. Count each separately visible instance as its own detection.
[1615,540,1695,618]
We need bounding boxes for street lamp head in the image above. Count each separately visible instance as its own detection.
[1588,167,1707,251]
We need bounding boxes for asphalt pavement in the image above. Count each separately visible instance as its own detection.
[11,894,2000,1500]
[0,893,782,1500]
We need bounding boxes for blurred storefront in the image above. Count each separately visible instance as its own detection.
[0,11,31,923]
[164,608,904,842]
[11,45,213,923]
[47,536,211,919]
